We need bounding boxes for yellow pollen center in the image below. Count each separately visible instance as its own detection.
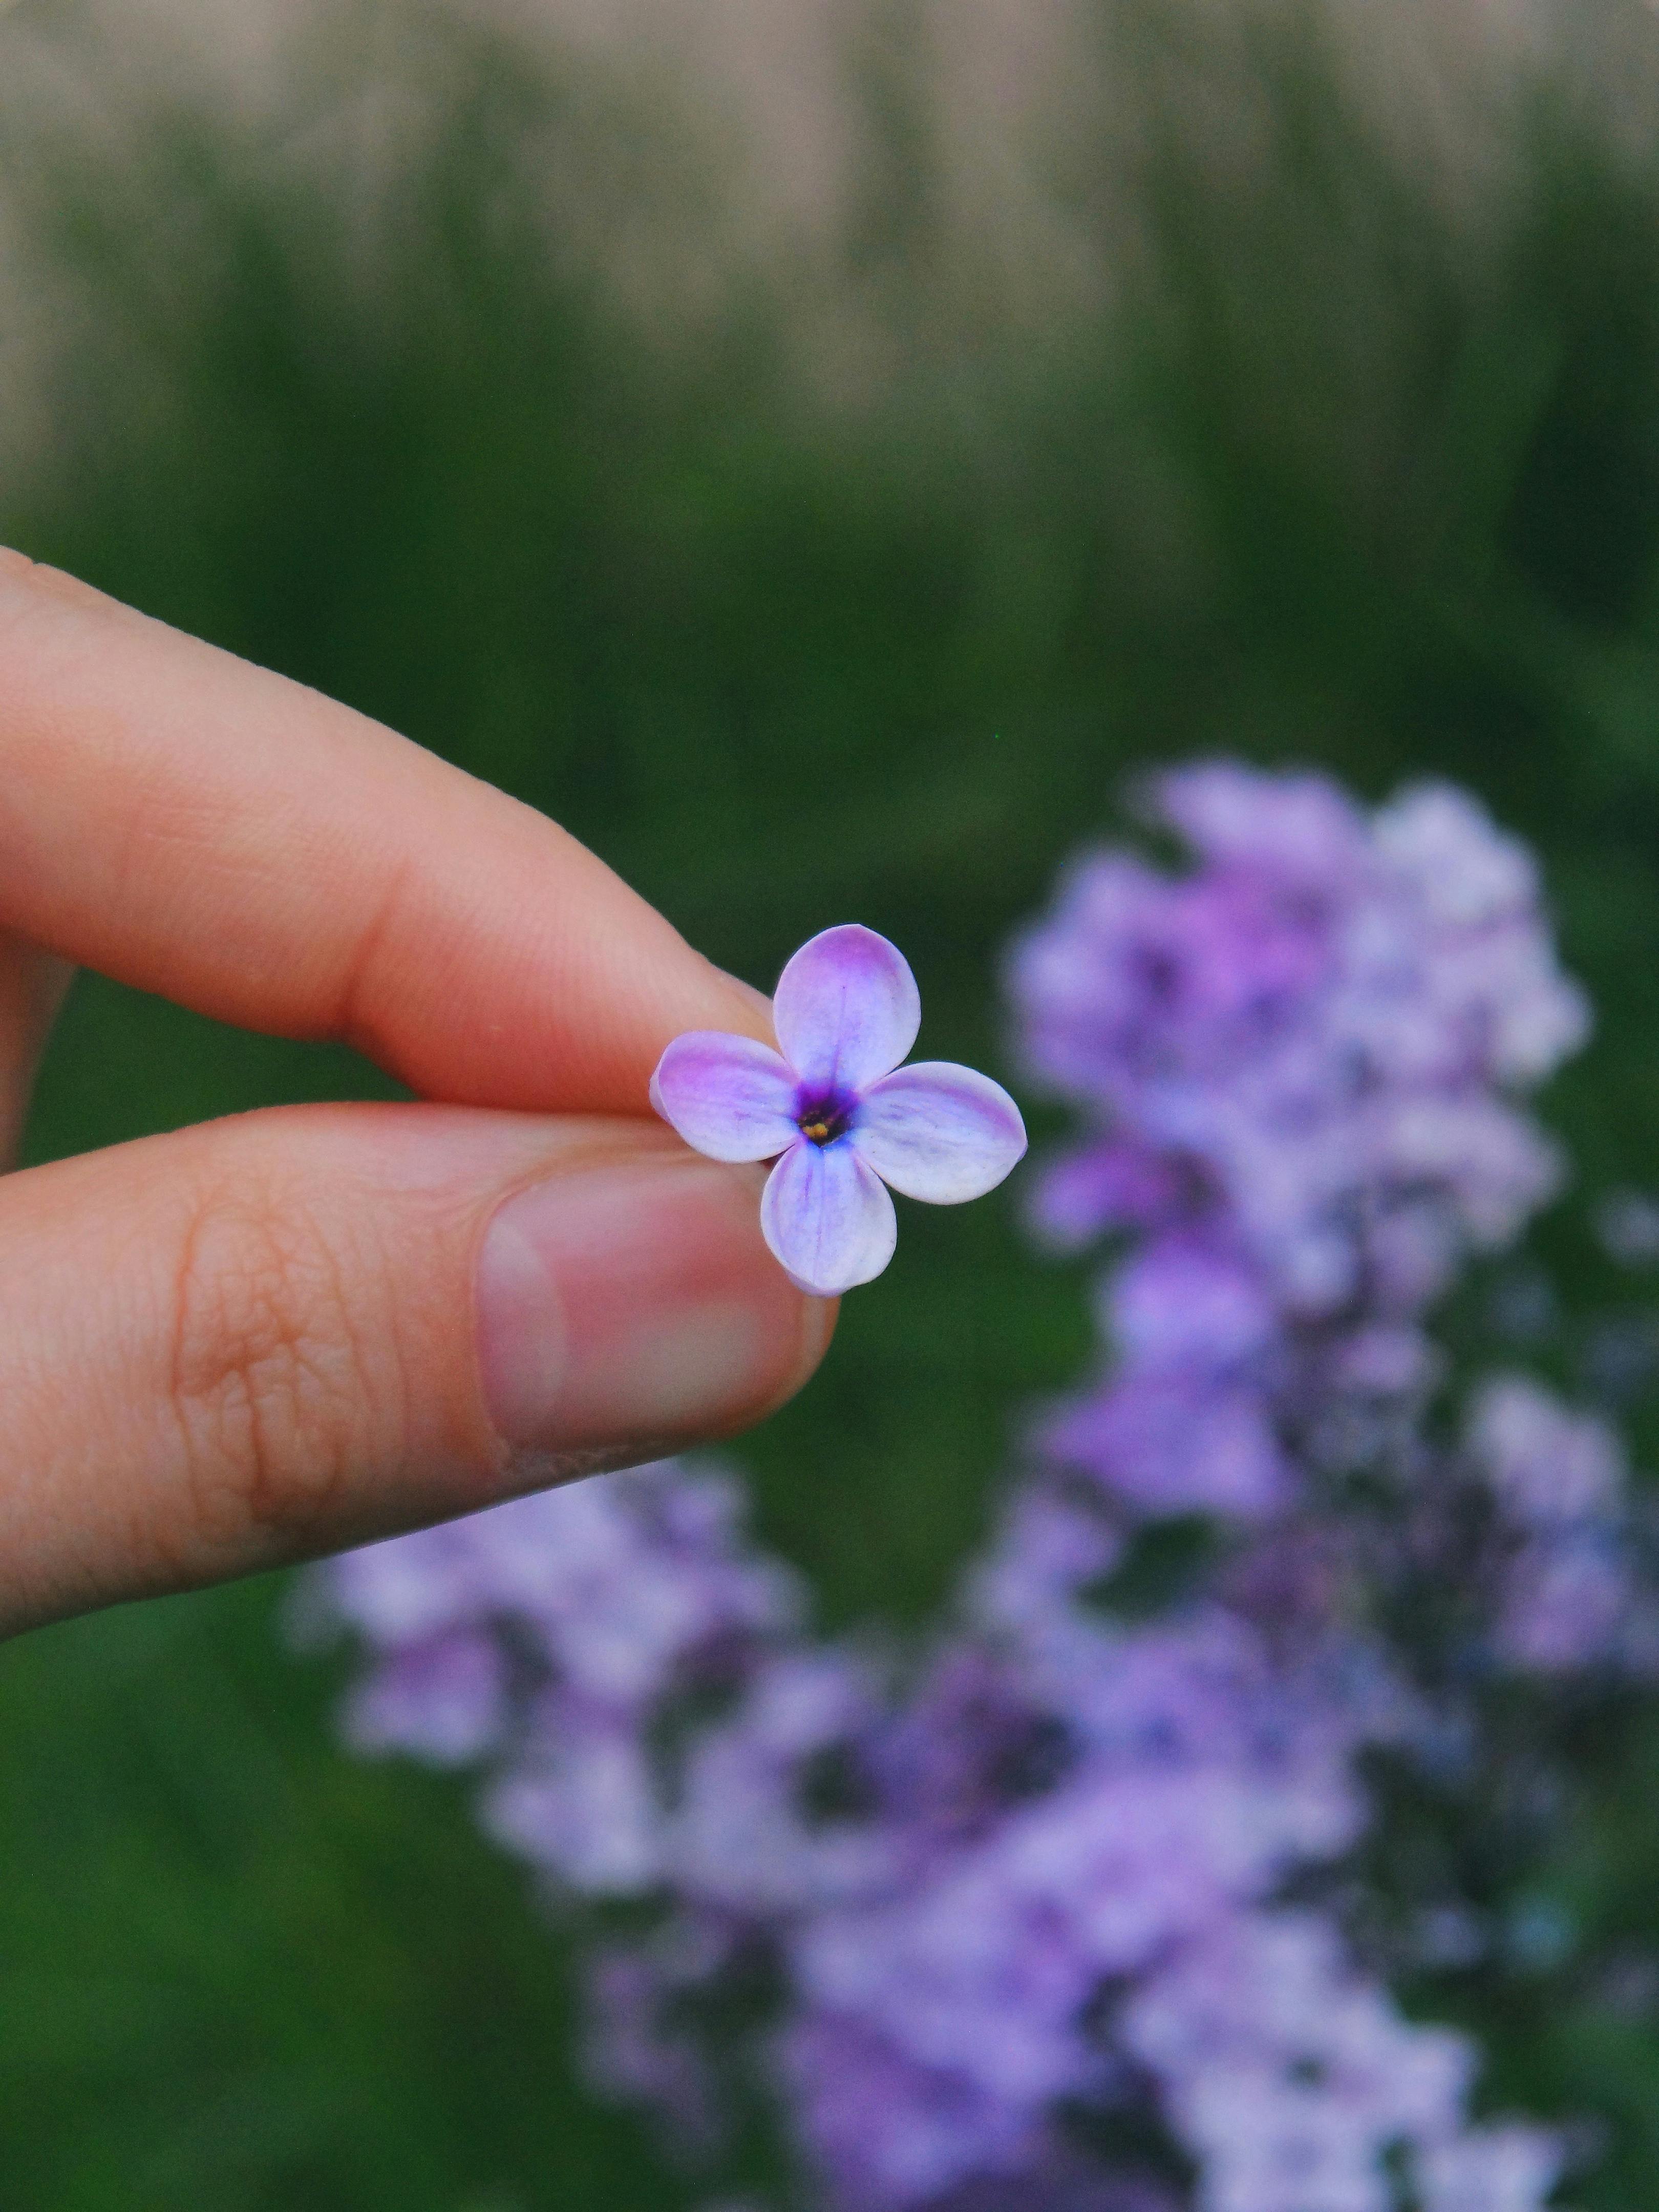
[801,1119,832,1143]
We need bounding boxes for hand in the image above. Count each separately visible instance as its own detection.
[0,551,834,1635]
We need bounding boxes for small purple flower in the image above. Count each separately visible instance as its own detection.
[650,925,1028,1296]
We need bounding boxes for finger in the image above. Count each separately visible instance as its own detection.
[0,1105,836,1635]
[0,932,74,1168]
[0,552,770,1114]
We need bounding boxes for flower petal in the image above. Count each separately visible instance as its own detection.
[760,1137,898,1295]
[650,1032,800,1162]
[773,924,921,1093]
[852,1062,1028,1203]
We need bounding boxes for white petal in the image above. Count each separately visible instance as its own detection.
[760,1137,898,1295]
[773,924,921,1093]
[852,1061,1028,1203]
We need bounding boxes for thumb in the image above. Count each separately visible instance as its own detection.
[0,1105,833,1634]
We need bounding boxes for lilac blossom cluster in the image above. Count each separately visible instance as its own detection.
[310,763,1645,2212]
[1011,766,1589,1523]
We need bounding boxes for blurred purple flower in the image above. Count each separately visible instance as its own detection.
[1466,1375,1654,1674]
[322,1461,801,1895]
[1123,1911,1483,2212]
[652,924,1027,1294]
[340,1627,507,1766]
[776,2009,1044,2209]
[307,765,1622,2212]
[1009,767,1587,1520]
[1415,2124,1566,2212]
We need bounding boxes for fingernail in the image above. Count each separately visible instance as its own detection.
[476,1157,816,1454]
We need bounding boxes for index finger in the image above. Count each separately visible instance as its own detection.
[0,552,768,1113]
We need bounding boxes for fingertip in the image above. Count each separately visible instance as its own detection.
[0,548,134,621]
[792,1290,840,1391]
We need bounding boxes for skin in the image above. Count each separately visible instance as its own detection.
[0,549,835,1637]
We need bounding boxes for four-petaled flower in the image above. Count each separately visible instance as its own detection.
[650,925,1028,1296]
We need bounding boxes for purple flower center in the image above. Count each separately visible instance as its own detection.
[796,1089,857,1147]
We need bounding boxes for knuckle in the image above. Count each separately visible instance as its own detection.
[165,1173,399,1554]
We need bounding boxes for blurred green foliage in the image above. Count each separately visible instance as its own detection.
[8,2,1659,2203]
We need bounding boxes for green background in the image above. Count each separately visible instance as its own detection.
[8,3,1659,2203]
